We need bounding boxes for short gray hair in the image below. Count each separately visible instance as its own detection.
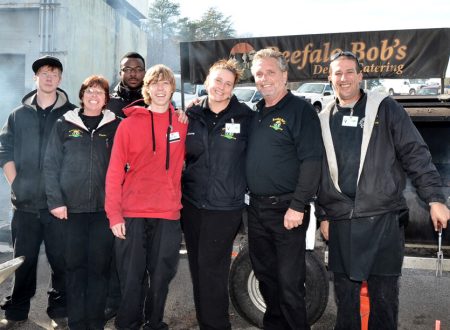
[251,48,288,74]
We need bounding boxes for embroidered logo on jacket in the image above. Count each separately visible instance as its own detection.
[68,129,83,138]
[270,117,286,131]
[221,128,237,140]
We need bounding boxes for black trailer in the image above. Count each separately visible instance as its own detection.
[179,28,450,328]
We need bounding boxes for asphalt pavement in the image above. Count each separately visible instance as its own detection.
[0,238,449,330]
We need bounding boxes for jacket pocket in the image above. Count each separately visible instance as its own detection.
[11,172,35,206]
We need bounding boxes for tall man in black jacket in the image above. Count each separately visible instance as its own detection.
[0,56,76,329]
[246,48,322,330]
[107,52,146,118]
[317,51,450,330]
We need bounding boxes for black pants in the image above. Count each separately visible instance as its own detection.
[65,212,114,330]
[114,218,181,330]
[333,273,400,330]
[247,198,310,330]
[181,200,242,330]
[0,210,67,320]
[104,244,122,313]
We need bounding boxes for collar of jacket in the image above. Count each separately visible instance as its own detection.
[63,108,117,132]
[186,94,248,120]
[23,88,70,111]
[113,81,143,101]
[318,90,389,192]
[254,89,295,112]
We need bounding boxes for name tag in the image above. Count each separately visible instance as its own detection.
[169,131,180,142]
[225,123,240,134]
[342,116,358,127]
[245,193,250,205]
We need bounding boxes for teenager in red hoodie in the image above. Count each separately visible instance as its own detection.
[105,64,187,330]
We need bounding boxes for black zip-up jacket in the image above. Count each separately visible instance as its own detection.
[0,88,76,212]
[43,108,120,213]
[316,91,445,220]
[182,95,254,210]
[107,82,145,118]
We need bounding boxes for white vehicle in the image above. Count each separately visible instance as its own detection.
[379,79,423,96]
[173,74,206,109]
[292,82,335,112]
[233,86,262,110]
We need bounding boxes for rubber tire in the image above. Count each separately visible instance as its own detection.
[229,244,329,328]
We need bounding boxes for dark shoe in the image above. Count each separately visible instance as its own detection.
[142,321,168,330]
[50,317,68,330]
[104,307,117,321]
[0,319,27,330]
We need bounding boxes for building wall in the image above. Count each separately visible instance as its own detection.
[125,0,148,16]
[0,0,148,110]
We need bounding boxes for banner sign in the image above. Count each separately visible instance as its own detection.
[180,28,450,84]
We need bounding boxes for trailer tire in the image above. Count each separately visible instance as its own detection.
[229,245,329,328]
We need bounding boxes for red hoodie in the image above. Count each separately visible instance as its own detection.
[105,104,187,227]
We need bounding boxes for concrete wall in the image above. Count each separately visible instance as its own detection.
[0,0,148,110]
[58,0,148,103]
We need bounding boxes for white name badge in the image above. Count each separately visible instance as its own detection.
[244,193,250,205]
[169,131,180,142]
[225,123,240,134]
[342,116,359,127]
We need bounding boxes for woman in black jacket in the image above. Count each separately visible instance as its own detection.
[181,59,254,330]
[44,75,120,330]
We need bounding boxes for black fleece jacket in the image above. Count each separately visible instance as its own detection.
[43,108,120,213]
[0,88,76,212]
[182,95,254,210]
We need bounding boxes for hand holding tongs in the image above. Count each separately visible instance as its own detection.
[435,226,444,277]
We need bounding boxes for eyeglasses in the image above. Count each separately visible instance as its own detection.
[85,88,105,96]
[330,51,362,68]
[121,67,145,74]
[38,71,59,79]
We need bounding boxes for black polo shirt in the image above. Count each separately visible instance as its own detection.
[246,91,322,209]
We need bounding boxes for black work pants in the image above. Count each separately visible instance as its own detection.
[247,198,310,330]
[333,273,400,330]
[104,243,122,312]
[114,218,181,330]
[1,209,67,321]
[181,200,243,330]
[65,212,114,330]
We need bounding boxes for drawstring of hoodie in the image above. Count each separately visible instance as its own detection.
[149,108,172,170]
[150,110,156,153]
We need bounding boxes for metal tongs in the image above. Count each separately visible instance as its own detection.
[435,227,444,277]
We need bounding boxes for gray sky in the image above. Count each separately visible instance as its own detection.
[178,0,450,37]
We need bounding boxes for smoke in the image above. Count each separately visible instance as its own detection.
[0,55,28,127]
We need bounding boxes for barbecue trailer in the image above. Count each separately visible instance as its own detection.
[180,27,450,327]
